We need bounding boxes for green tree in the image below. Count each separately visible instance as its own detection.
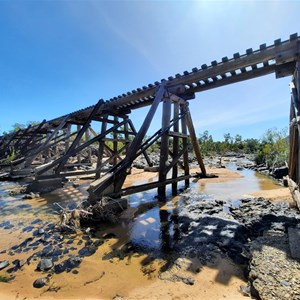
[198,130,214,155]
[255,127,288,168]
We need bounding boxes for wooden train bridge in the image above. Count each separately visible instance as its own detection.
[0,33,300,205]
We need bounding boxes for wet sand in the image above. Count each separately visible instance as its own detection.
[0,166,292,300]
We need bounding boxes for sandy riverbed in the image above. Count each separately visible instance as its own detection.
[0,167,293,300]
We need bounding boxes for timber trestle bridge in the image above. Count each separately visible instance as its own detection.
[1,33,300,205]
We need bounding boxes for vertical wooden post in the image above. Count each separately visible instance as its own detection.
[185,104,207,176]
[76,125,82,165]
[297,62,300,185]
[172,102,179,195]
[54,131,60,159]
[85,127,92,164]
[55,99,104,174]
[44,132,51,163]
[24,114,70,167]
[124,117,130,153]
[13,125,32,151]
[65,124,71,154]
[113,116,118,166]
[180,103,190,187]
[111,83,167,194]
[96,116,108,179]
[158,97,171,200]
[289,98,297,181]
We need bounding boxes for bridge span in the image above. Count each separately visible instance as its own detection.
[0,33,299,204]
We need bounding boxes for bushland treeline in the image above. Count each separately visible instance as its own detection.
[2,122,288,169]
[198,128,288,168]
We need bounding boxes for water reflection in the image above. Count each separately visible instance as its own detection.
[129,163,282,252]
[197,163,280,202]
[0,163,283,256]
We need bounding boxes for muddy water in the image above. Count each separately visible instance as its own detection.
[198,163,281,202]
[0,164,282,299]
[128,163,281,250]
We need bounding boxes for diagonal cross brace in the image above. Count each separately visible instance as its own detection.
[55,99,105,173]
[24,114,70,167]
[89,82,167,198]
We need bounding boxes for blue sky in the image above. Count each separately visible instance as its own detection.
[0,0,299,141]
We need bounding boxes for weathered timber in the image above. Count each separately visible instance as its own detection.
[127,119,153,167]
[96,115,108,179]
[1,33,300,206]
[158,97,172,199]
[89,83,167,199]
[24,115,70,167]
[114,175,192,197]
[180,103,190,187]
[185,104,206,176]
[172,102,180,195]
[55,100,104,174]
[36,119,128,176]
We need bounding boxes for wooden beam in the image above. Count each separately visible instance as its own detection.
[180,103,190,187]
[112,83,167,192]
[113,116,119,165]
[186,104,206,176]
[128,119,153,167]
[24,114,70,167]
[96,117,107,179]
[289,99,297,181]
[158,97,171,199]
[19,120,46,154]
[91,83,167,198]
[168,131,189,138]
[36,119,128,175]
[172,102,180,195]
[115,175,191,197]
[55,100,104,173]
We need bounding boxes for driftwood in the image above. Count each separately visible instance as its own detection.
[55,202,93,232]
[55,197,127,231]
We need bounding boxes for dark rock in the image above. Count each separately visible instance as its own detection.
[22,225,34,232]
[40,245,53,257]
[272,166,288,179]
[103,233,117,239]
[31,219,42,225]
[54,256,81,274]
[33,277,49,288]
[37,258,53,271]
[0,260,9,270]
[78,245,97,257]
[18,259,28,268]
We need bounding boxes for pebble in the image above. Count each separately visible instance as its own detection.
[37,258,53,271]
[0,260,9,270]
[33,277,49,288]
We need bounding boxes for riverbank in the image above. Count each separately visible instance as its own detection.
[0,164,297,299]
